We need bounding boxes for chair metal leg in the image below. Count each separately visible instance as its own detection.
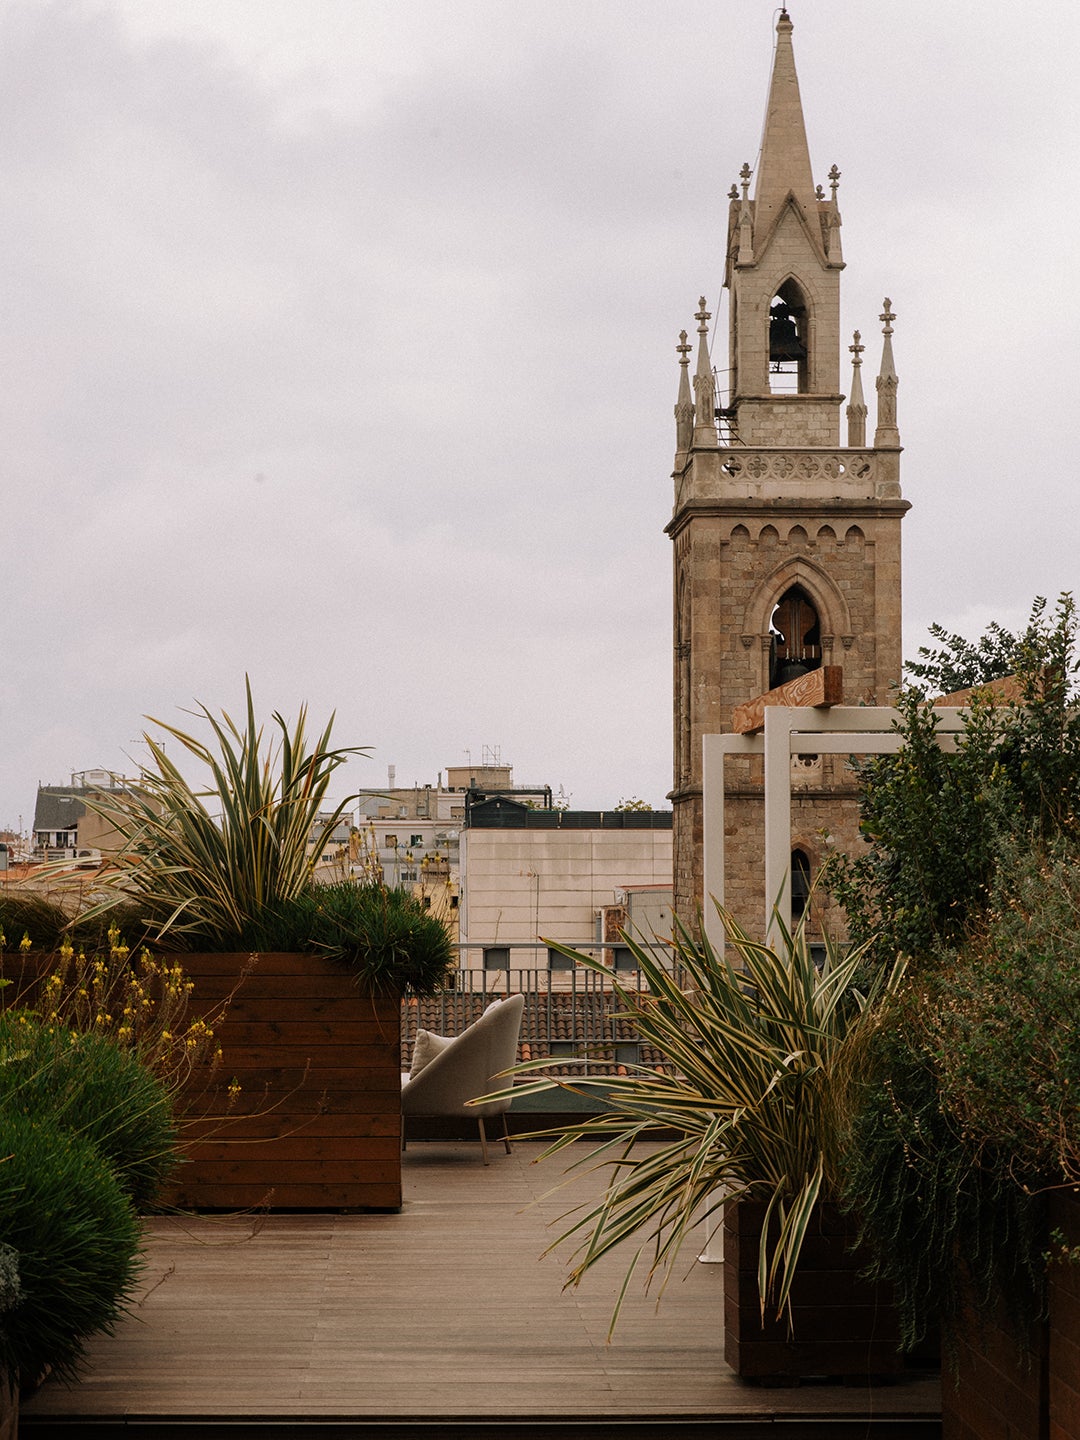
[478,1116,490,1165]
[501,1114,513,1154]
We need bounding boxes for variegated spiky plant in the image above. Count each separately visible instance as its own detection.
[504,905,902,1333]
[82,679,366,946]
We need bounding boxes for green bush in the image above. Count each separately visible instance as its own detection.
[242,881,454,995]
[829,596,1080,1349]
[835,976,1046,1351]
[0,1013,177,1209]
[831,593,1080,973]
[0,1110,142,1389]
[0,894,68,952]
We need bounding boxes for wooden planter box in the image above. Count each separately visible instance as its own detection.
[168,953,402,1212]
[943,1189,1080,1440]
[724,1199,903,1382]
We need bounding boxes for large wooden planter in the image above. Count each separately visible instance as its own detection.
[0,1375,16,1440]
[165,952,402,1212]
[724,1199,903,1382]
[943,1189,1080,1440]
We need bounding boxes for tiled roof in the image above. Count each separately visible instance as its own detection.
[402,991,675,1078]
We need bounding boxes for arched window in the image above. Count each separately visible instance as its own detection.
[790,848,812,923]
[768,278,809,395]
[769,585,822,690]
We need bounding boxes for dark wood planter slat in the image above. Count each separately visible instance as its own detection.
[0,949,403,1209]
[169,952,402,1211]
[942,1189,1080,1440]
[724,1198,903,1382]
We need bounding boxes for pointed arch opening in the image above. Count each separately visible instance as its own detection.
[790,847,813,923]
[769,584,821,690]
[768,277,809,395]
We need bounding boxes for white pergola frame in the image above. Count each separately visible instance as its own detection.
[702,705,969,951]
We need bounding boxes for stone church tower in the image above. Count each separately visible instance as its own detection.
[667,8,909,929]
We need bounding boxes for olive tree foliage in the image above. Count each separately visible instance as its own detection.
[829,593,1080,970]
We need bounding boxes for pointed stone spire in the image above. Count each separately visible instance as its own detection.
[846,330,867,447]
[825,163,843,265]
[874,299,900,447]
[691,299,717,447]
[753,8,816,237]
[736,162,754,265]
[674,329,694,457]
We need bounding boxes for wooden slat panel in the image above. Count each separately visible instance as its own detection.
[170,954,402,1209]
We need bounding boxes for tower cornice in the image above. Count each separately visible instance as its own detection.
[665,494,911,541]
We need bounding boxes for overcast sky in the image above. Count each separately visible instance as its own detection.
[3,0,1077,832]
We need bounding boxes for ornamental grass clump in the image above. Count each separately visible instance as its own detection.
[243,880,455,995]
[0,1111,142,1391]
[501,906,903,1333]
[74,682,453,995]
[0,1011,177,1209]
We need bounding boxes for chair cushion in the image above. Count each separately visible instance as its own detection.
[409,1028,454,1079]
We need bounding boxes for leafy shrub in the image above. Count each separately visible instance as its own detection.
[243,881,454,995]
[921,845,1080,1187]
[0,1012,177,1209]
[0,894,67,952]
[831,593,1080,973]
[0,1110,142,1389]
[835,977,1046,1351]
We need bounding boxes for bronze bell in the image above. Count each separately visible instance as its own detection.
[769,302,807,364]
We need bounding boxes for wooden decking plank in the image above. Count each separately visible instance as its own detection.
[22,1141,940,1431]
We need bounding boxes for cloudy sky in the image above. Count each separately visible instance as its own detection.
[3,0,1077,833]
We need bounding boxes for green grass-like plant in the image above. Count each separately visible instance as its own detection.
[0,1012,177,1210]
[497,905,902,1333]
[242,881,454,995]
[0,1110,142,1389]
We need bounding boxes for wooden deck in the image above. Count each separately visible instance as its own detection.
[21,1141,941,1438]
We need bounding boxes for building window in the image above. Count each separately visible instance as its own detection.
[791,848,812,922]
[385,834,398,848]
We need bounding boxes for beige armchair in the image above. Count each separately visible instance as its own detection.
[401,994,525,1164]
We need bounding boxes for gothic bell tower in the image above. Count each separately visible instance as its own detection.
[667,7,909,928]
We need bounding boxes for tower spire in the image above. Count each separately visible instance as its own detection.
[874,299,900,447]
[753,8,816,237]
[691,299,717,447]
[674,329,693,458]
[846,330,867,447]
